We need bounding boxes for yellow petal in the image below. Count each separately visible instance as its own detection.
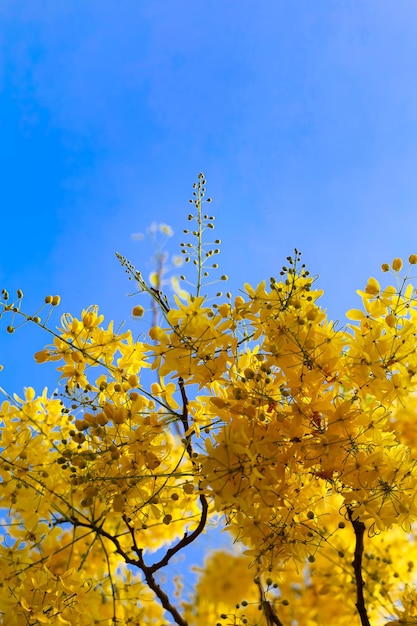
[346,309,365,321]
[365,277,380,295]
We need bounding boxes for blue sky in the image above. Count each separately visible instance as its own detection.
[1,1,417,391]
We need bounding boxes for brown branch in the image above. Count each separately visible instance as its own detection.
[178,375,194,459]
[71,516,188,626]
[136,552,188,626]
[70,517,140,567]
[263,601,285,626]
[116,262,206,626]
[148,493,208,573]
[347,508,371,626]
[120,490,208,623]
[256,579,285,626]
[68,364,207,626]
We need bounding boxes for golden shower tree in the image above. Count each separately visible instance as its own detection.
[1,174,417,626]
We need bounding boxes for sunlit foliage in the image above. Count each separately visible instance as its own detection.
[1,175,417,625]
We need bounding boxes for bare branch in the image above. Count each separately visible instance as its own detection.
[348,508,371,626]
[148,493,208,573]
[72,516,189,626]
[137,552,189,626]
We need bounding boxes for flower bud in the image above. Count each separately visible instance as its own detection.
[149,326,163,341]
[83,312,96,328]
[71,351,83,363]
[95,412,108,426]
[306,308,318,321]
[128,374,138,388]
[112,408,126,424]
[34,350,49,363]
[392,258,403,271]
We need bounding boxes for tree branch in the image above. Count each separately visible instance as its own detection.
[178,375,194,459]
[136,551,189,626]
[347,508,371,626]
[148,493,208,573]
[256,579,285,626]
[72,515,189,626]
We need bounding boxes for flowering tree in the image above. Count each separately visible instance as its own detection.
[2,174,417,626]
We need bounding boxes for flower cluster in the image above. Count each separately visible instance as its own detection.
[2,177,417,625]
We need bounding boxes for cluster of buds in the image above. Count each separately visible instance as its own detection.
[1,289,61,335]
[381,255,417,273]
[179,173,227,295]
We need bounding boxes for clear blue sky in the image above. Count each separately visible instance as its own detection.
[2,1,417,392]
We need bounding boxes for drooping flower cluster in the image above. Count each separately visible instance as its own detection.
[193,257,417,575]
[2,176,417,626]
